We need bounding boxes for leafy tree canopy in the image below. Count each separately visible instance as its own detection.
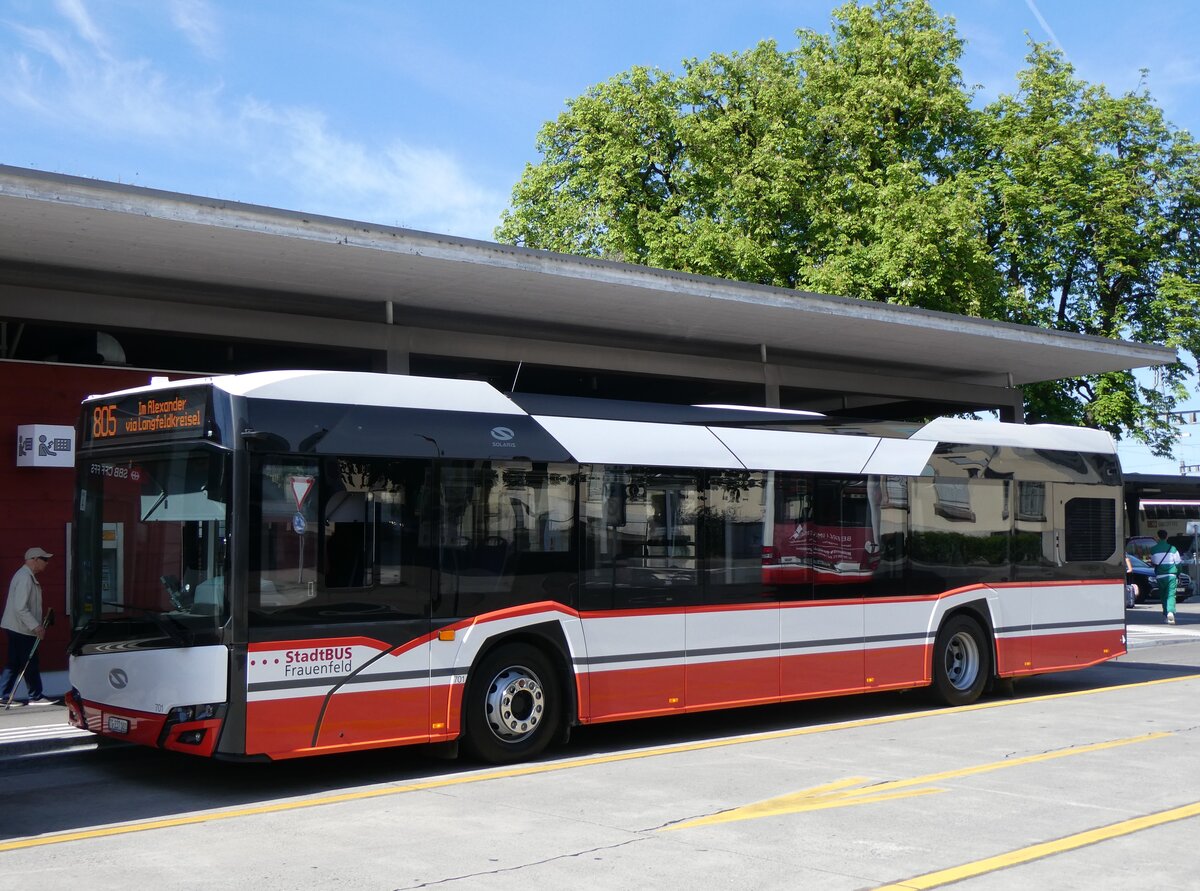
[496,0,1200,455]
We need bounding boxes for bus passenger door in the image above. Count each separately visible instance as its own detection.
[313,458,436,748]
[862,476,921,688]
[578,467,688,721]
[778,476,866,697]
[687,471,779,709]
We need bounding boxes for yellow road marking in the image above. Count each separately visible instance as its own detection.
[667,785,943,829]
[664,732,1169,831]
[1,672,1196,852]
[876,799,1200,890]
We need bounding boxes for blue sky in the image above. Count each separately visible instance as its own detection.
[1,0,1197,471]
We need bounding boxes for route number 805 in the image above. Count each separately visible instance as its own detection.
[92,404,118,438]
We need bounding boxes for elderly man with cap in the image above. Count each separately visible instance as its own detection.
[1,547,53,705]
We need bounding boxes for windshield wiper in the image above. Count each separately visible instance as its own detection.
[99,601,193,645]
[141,490,168,521]
[68,618,99,655]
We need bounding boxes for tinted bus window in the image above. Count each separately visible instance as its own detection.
[580,466,701,611]
[702,471,768,604]
[436,461,577,619]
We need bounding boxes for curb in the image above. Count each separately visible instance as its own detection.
[0,732,97,759]
[0,704,96,760]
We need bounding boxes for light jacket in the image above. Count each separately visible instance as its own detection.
[1150,540,1181,577]
[1,565,43,636]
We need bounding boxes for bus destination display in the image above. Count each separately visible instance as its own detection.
[87,389,209,444]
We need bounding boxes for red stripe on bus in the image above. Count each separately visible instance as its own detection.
[866,643,931,685]
[240,621,1125,756]
[581,664,686,722]
[685,656,780,708]
[245,696,326,755]
[314,686,433,748]
[76,699,167,748]
[1019,629,1127,675]
[780,649,869,699]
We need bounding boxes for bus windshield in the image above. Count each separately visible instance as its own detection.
[75,446,231,645]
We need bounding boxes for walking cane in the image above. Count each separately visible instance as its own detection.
[4,608,54,710]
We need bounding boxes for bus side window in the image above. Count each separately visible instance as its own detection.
[323,489,368,589]
[251,458,320,611]
[435,461,577,618]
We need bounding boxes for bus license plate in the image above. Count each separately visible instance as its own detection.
[107,716,130,734]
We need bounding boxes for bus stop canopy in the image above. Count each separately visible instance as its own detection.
[0,164,1177,419]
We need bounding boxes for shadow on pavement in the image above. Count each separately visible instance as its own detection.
[3,655,1199,844]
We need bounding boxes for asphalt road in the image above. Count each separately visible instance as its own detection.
[2,602,1199,890]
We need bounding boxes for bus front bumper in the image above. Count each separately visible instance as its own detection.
[66,689,225,757]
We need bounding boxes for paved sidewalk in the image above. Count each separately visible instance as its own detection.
[0,672,95,759]
[0,700,95,759]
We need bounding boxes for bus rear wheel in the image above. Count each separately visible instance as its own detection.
[463,643,560,764]
[930,615,990,707]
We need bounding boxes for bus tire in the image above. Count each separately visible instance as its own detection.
[463,643,560,764]
[930,614,990,707]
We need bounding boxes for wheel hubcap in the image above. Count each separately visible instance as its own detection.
[945,631,980,691]
[483,665,545,742]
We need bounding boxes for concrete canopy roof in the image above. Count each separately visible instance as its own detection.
[0,164,1176,389]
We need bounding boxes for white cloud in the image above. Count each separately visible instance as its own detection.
[1023,0,1066,57]
[237,101,506,237]
[0,2,506,239]
[168,0,219,57]
[1,19,217,141]
[54,0,108,54]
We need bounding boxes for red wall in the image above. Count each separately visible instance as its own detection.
[1,361,163,672]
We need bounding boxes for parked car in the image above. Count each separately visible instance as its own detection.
[1127,534,1198,565]
[1126,553,1193,605]
[1126,554,1157,605]
[1126,536,1157,561]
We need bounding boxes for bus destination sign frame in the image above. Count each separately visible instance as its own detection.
[85,388,212,446]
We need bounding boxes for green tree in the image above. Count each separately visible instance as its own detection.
[496,43,811,285]
[497,0,993,311]
[497,0,1200,452]
[979,43,1200,453]
[787,0,998,315]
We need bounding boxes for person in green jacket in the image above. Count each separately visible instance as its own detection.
[1149,530,1182,624]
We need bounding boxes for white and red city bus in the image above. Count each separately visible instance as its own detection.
[66,371,1126,762]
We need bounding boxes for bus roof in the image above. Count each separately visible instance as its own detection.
[913,416,1116,454]
[83,370,1118,466]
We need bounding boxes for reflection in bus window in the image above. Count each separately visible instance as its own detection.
[762,474,906,600]
[250,457,440,624]
[911,478,1010,595]
[253,459,319,612]
[581,467,700,610]
[436,462,577,619]
[1017,481,1046,522]
[702,471,767,603]
[75,448,230,642]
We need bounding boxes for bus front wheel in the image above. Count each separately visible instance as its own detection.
[463,643,560,764]
[930,615,990,707]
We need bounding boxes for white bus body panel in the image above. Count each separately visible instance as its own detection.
[912,417,1117,454]
[70,645,228,714]
[535,416,741,468]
